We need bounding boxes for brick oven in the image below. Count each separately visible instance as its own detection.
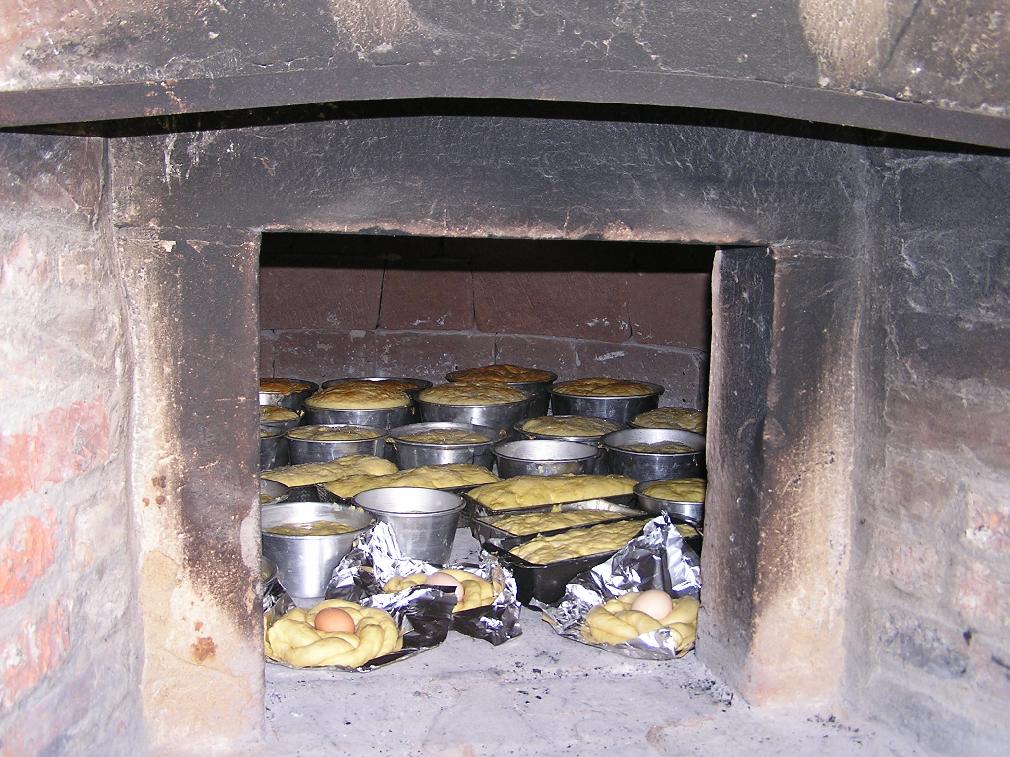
[0,3,1007,756]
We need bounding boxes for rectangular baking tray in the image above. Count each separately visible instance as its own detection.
[470,499,643,546]
[463,491,636,521]
[315,481,489,506]
[485,516,652,605]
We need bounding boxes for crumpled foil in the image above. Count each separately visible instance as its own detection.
[325,522,523,645]
[537,514,702,660]
[264,577,457,672]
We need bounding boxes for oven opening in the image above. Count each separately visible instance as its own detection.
[258,231,724,746]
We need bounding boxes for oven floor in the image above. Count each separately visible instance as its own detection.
[265,536,917,756]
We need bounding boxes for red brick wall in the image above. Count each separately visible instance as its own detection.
[260,235,712,408]
[846,152,1010,754]
[0,134,142,754]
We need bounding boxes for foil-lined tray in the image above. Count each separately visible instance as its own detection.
[537,514,702,660]
[464,491,637,521]
[315,482,487,506]
[325,521,523,645]
[484,516,653,605]
[470,498,643,546]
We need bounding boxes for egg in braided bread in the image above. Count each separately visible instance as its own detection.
[383,569,499,613]
[581,592,699,653]
[266,599,402,668]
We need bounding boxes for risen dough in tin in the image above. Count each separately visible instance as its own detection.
[286,425,381,441]
[306,383,410,410]
[642,478,706,503]
[397,429,491,444]
[508,519,645,564]
[260,405,300,423]
[553,377,657,397]
[618,441,697,454]
[332,378,420,393]
[581,593,699,652]
[449,363,554,383]
[382,569,499,612]
[419,384,527,406]
[489,509,622,536]
[520,415,619,438]
[469,474,635,511]
[632,407,706,434]
[320,463,498,499]
[265,599,402,668]
[260,455,397,487]
[260,378,314,394]
[263,519,355,536]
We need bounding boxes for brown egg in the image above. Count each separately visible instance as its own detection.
[314,607,356,633]
[425,571,464,603]
[630,590,674,621]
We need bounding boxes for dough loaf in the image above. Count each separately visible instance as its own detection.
[553,377,657,397]
[581,593,699,652]
[265,599,402,668]
[260,405,300,423]
[260,455,397,487]
[306,383,410,410]
[398,429,491,444]
[287,425,381,441]
[321,463,498,499]
[419,383,527,406]
[448,363,554,383]
[508,519,645,563]
[382,569,499,612]
[632,407,706,434]
[642,478,706,503]
[469,474,636,511]
[618,441,697,454]
[520,415,619,438]
[489,509,622,536]
[260,378,314,394]
[263,519,356,536]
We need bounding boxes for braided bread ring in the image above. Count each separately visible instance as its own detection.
[266,599,402,668]
[581,593,699,652]
[382,569,500,613]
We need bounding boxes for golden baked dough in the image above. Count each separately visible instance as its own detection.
[320,463,499,499]
[632,407,706,434]
[520,415,619,438]
[469,474,636,511]
[509,519,645,563]
[581,593,699,652]
[260,405,300,423]
[448,363,554,383]
[265,599,402,668]
[553,377,657,397]
[287,425,381,441]
[260,455,397,487]
[305,383,410,410]
[382,569,500,612]
[333,378,421,393]
[618,441,697,454]
[489,509,623,536]
[397,429,491,444]
[264,520,356,536]
[260,378,314,394]
[642,478,706,502]
[419,384,527,406]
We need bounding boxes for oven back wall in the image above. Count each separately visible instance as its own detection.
[0,134,143,754]
[259,234,712,408]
